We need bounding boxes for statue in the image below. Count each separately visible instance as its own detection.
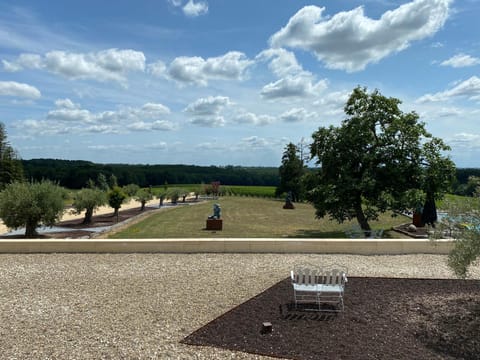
[283,191,295,209]
[208,203,222,219]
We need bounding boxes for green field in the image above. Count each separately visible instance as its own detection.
[109,196,409,238]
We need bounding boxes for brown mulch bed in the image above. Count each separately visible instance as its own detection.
[182,277,480,360]
[57,206,157,229]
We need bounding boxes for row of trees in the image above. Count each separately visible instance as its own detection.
[21,159,279,189]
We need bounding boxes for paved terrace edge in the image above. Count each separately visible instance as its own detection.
[0,238,453,254]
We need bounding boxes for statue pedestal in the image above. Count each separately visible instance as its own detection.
[206,218,223,230]
[283,202,295,209]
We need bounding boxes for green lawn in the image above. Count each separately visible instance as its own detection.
[109,196,410,238]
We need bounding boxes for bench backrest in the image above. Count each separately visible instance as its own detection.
[292,264,347,286]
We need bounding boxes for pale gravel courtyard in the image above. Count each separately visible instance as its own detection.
[0,253,479,359]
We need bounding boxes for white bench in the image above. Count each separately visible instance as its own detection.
[290,264,348,312]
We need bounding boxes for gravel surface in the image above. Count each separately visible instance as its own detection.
[1,253,479,359]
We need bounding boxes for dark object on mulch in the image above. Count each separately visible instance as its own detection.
[182,277,480,360]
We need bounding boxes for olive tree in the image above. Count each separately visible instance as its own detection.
[432,197,480,278]
[71,187,107,224]
[135,188,153,211]
[0,180,66,237]
[107,186,127,220]
[307,87,455,232]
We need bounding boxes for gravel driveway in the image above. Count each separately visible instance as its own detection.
[1,253,478,359]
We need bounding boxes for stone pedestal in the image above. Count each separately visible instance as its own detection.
[413,212,424,227]
[206,218,223,230]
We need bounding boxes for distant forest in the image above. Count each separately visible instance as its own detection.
[21,159,480,193]
[21,159,280,189]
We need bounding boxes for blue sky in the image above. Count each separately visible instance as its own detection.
[0,0,479,167]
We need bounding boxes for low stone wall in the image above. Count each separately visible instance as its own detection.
[0,238,454,254]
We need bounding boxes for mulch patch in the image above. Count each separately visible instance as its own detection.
[57,206,157,229]
[182,277,480,360]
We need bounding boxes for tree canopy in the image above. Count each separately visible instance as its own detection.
[0,180,66,237]
[276,143,305,202]
[0,122,23,189]
[307,86,455,231]
[71,187,107,224]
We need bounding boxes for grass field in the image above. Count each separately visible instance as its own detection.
[109,196,410,238]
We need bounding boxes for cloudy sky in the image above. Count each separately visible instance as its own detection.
[1,0,479,167]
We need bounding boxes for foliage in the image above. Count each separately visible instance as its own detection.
[107,186,127,218]
[71,187,107,224]
[0,122,23,189]
[431,197,480,278]
[276,142,305,202]
[135,188,153,210]
[307,86,455,231]
[123,183,140,197]
[97,173,110,191]
[166,187,186,204]
[22,159,280,189]
[0,180,66,237]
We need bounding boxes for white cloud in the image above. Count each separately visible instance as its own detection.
[184,95,230,127]
[256,48,302,77]
[182,0,208,17]
[0,81,41,99]
[261,74,328,99]
[141,102,171,115]
[4,48,146,85]
[280,107,317,123]
[270,0,452,72]
[417,76,480,103]
[440,53,480,68]
[447,133,480,149]
[166,51,253,86]
[147,60,167,77]
[240,136,269,148]
[128,120,175,131]
[16,99,174,135]
[190,116,225,127]
[232,112,275,126]
[184,95,230,116]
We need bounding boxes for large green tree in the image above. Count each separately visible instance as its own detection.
[0,180,66,237]
[0,122,23,188]
[276,143,305,202]
[71,187,107,224]
[307,87,455,232]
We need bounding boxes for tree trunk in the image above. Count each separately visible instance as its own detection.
[114,208,119,222]
[83,207,93,225]
[354,197,371,232]
[25,221,38,238]
[141,201,145,211]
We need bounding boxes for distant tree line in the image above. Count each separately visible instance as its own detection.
[21,159,280,189]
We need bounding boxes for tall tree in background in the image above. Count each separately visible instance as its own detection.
[0,122,23,188]
[276,142,305,202]
[307,87,455,232]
